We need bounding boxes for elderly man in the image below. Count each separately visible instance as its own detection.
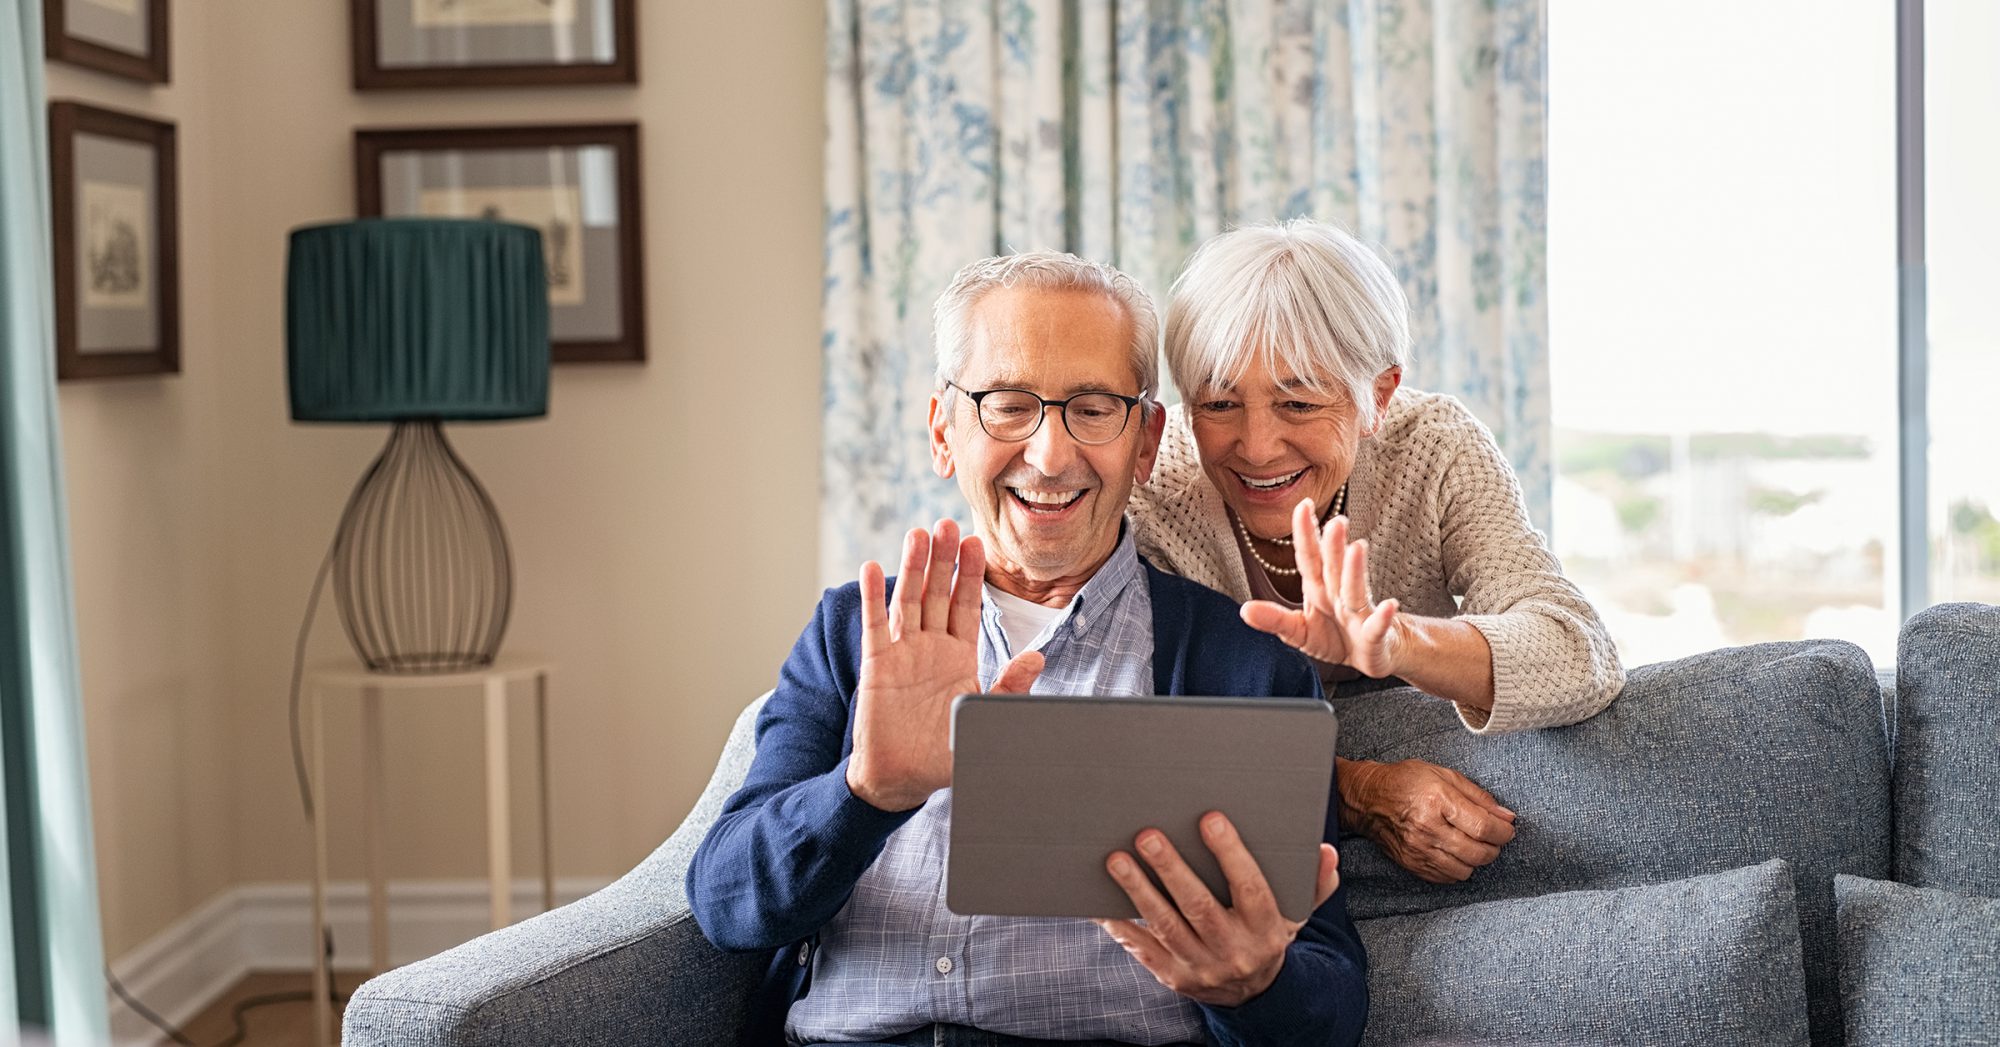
[687,253,1367,1047]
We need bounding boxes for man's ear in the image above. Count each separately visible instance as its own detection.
[928,391,956,479]
[1131,400,1169,485]
[1366,367,1403,436]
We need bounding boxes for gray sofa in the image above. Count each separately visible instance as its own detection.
[342,603,2000,1047]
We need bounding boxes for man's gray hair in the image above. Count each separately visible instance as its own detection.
[1163,219,1410,428]
[932,251,1160,396]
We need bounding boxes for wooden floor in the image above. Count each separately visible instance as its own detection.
[145,971,371,1047]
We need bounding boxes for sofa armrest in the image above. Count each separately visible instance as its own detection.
[341,884,763,1047]
[343,693,774,1046]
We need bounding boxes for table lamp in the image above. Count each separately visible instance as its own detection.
[285,218,550,673]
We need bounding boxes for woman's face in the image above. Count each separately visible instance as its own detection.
[1187,367,1399,541]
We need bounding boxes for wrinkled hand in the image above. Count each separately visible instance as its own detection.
[1345,759,1515,883]
[847,520,1044,812]
[1095,813,1341,1007]
[1240,500,1402,676]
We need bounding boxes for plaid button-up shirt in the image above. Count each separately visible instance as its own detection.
[786,530,1203,1045]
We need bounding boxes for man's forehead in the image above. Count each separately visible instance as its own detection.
[961,288,1139,393]
[961,363,1128,395]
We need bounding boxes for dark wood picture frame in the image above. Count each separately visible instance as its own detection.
[355,123,645,364]
[44,0,170,83]
[350,0,636,90]
[50,101,180,381]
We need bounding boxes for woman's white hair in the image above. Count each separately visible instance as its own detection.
[1163,218,1410,428]
[932,251,1160,397]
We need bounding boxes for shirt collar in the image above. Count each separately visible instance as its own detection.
[981,521,1142,637]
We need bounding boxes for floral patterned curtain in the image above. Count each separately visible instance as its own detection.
[822,0,1550,581]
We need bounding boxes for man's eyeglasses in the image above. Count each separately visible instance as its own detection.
[943,380,1145,446]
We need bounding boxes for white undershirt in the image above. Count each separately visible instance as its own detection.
[984,585,1067,657]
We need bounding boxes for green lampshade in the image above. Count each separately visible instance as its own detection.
[287,218,549,422]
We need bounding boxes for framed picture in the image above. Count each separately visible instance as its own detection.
[44,0,169,83]
[356,123,645,363]
[50,102,179,381]
[350,0,636,89]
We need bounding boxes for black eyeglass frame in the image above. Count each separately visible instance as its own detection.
[942,379,1148,446]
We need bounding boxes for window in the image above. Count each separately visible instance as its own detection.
[1925,0,2000,608]
[1547,1,1901,666]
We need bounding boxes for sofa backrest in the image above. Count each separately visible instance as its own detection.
[1893,601,2000,898]
[1334,638,1889,1047]
[660,638,1901,1044]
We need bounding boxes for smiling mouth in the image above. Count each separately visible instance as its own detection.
[1008,487,1086,514]
[1234,469,1306,493]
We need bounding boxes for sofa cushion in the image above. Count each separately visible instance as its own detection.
[1836,875,2000,1046]
[1357,859,1809,1047]
[1893,602,2000,897]
[1333,638,1887,1046]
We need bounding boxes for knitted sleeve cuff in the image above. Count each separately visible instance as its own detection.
[1456,611,1617,734]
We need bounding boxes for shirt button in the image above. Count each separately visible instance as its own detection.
[1074,616,1087,631]
[934,956,954,975]
[797,943,811,966]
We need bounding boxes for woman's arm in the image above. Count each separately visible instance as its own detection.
[1239,507,1503,712]
[1431,421,1626,733]
[1381,612,1494,710]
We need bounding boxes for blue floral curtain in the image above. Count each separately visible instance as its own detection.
[1,0,112,1041]
[822,0,1550,581]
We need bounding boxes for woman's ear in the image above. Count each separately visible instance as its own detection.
[1365,367,1403,436]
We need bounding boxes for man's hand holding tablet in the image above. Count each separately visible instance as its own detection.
[1097,813,1340,1005]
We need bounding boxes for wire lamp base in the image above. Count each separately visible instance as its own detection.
[332,419,513,673]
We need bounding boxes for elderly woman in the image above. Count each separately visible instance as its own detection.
[1129,219,1625,884]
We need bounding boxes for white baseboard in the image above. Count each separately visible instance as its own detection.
[107,877,611,1045]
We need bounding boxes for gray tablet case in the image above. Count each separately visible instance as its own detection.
[946,693,1337,922]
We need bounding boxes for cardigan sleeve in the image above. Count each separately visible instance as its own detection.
[1434,421,1626,733]
[684,584,916,951]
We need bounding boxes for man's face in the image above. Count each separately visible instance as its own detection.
[929,286,1164,587]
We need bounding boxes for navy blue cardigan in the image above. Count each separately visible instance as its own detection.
[687,561,1367,1047]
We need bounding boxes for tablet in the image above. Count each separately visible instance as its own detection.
[946,693,1337,922]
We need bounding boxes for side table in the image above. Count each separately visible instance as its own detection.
[305,657,555,1047]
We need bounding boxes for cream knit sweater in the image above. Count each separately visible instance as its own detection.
[1129,388,1624,734]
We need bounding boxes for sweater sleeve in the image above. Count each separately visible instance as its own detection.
[684,585,916,951]
[1435,421,1626,733]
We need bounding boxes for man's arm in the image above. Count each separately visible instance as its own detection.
[687,522,1044,951]
[683,585,915,951]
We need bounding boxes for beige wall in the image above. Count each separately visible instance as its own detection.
[59,1,826,960]
[52,0,237,967]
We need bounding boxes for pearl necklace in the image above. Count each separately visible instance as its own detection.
[1237,483,1348,579]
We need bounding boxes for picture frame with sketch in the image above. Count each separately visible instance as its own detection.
[50,101,179,381]
[350,0,636,89]
[355,123,645,363]
[44,0,170,83]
